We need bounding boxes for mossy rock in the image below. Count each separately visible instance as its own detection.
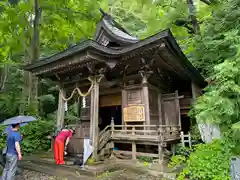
[86,157,96,165]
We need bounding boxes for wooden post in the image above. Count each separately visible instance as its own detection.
[110,118,115,149]
[111,117,115,136]
[132,126,136,160]
[56,85,65,130]
[158,143,164,165]
[140,71,151,135]
[171,144,176,156]
[121,88,127,129]
[180,131,185,147]
[158,126,164,165]
[175,90,181,129]
[158,93,163,125]
[188,132,192,149]
[191,82,202,101]
[142,77,150,126]
[90,75,101,161]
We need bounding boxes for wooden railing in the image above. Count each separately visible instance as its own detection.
[98,122,180,151]
[98,125,111,150]
[111,125,180,142]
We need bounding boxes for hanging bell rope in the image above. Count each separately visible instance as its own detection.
[59,75,104,102]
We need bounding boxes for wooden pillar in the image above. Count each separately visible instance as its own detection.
[90,75,102,161]
[56,85,65,130]
[132,126,136,160]
[171,144,176,156]
[141,73,151,126]
[158,144,164,165]
[191,82,202,101]
[175,90,181,129]
[158,93,163,125]
[121,88,127,129]
[158,127,164,165]
[111,118,115,148]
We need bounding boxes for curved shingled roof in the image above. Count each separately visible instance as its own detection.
[24,29,206,88]
[102,18,139,41]
[95,10,139,45]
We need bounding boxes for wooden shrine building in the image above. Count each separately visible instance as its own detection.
[24,11,206,163]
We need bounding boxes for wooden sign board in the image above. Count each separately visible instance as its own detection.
[123,105,145,122]
[100,93,121,107]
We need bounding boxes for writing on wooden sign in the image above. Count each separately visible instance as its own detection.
[123,105,145,122]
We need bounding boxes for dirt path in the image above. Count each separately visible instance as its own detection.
[15,170,68,180]
[15,169,162,180]
[95,169,161,180]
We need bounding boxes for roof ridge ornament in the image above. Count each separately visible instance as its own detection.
[99,8,108,18]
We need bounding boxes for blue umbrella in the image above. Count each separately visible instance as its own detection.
[0,116,36,126]
[1,123,28,136]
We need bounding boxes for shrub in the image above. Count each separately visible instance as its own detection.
[168,155,186,169]
[177,140,232,180]
[20,118,55,154]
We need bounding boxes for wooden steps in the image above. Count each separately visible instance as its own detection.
[98,141,114,160]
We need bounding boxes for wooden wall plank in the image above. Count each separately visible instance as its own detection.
[99,93,121,107]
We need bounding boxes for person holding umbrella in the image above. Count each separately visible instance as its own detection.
[1,123,22,180]
[0,115,37,180]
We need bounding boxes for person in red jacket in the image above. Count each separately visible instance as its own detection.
[54,128,74,165]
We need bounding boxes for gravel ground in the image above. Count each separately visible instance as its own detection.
[14,169,162,180]
[15,170,67,180]
[95,169,161,180]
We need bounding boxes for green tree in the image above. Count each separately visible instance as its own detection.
[190,0,240,127]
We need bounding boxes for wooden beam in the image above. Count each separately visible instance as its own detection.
[113,150,159,158]
[100,88,121,95]
[63,76,119,88]
[156,53,187,79]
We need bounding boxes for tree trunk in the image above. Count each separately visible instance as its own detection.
[187,0,200,34]
[20,0,41,115]
[29,0,41,114]
[0,65,8,92]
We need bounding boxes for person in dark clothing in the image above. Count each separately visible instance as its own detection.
[1,123,22,180]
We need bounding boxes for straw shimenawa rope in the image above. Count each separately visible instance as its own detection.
[59,75,104,101]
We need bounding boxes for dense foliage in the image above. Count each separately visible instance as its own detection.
[190,0,240,127]
[167,0,240,179]
[178,139,233,180]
